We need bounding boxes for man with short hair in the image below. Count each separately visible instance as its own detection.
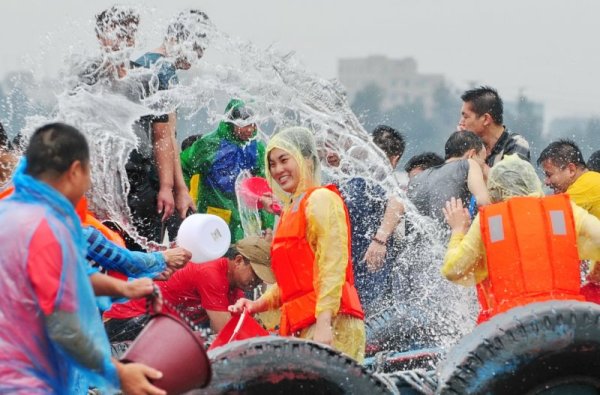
[0,123,164,394]
[408,131,490,224]
[104,236,274,338]
[404,151,445,180]
[588,150,600,173]
[458,86,530,167]
[538,139,600,219]
[340,125,406,311]
[127,9,211,244]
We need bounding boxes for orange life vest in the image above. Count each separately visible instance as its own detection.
[271,185,364,336]
[476,194,584,322]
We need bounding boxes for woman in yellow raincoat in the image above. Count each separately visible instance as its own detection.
[229,127,366,362]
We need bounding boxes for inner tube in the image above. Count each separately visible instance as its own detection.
[436,300,600,395]
[198,336,391,395]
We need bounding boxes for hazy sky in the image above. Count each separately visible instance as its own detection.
[2,0,600,125]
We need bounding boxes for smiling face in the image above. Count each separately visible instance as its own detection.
[541,159,576,193]
[233,124,257,141]
[268,147,301,193]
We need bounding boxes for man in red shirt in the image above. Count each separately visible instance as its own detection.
[104,235,274,340]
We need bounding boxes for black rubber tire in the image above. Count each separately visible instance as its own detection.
[189,336,392,395]
[436,300,600,395]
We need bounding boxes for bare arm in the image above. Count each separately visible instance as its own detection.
[364,196,405,271]
[152,120,175,221]
[467,159,491,207]
[206,310,232,333]
[168,113,195,218]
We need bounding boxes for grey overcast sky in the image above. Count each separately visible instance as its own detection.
[2,0,600,125]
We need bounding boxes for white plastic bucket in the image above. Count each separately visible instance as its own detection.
[176,214,231,263]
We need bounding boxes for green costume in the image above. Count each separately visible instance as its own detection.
[181,99,274,242]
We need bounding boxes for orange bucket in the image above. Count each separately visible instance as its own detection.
[121,314,211,394]
[209,309,269,350]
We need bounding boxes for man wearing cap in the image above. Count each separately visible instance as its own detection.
[103,236,274,339]
[181,99,274,242]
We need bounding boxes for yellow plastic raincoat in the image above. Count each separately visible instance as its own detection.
[259,127,365,362]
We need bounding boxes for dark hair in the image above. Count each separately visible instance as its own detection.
[444,130,484,160]
[537,139,587,169]
[181,134,201,151]
[461,86,503,125]
[95,6,139,38]
[0,122,7,149]
[404,152,444,173]
[224,245,250,264]
[166,9,210,43]
[372,125,406,159]
[25,123,90,178]
[588,150,600,172]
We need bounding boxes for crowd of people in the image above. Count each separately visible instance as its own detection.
[1,5,600,395]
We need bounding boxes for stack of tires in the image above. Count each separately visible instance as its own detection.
[195,337,394,395]
[436,300,600,394]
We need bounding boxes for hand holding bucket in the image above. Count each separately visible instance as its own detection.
[239,177,282,215]
[176,214,231,263]
[209,308,269,350]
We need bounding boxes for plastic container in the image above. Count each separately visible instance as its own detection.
[209,309,269,350]
[238,177,282,215]
[120,314,211,394]
[581,282,600,304]
[176,214,231,263]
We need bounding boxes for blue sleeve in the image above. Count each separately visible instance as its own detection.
[84,227,166,278]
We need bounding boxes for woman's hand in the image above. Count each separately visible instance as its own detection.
[364,241,386,272]
[313,311,333,346]
[443,197,471,234]
[228,298,256,314]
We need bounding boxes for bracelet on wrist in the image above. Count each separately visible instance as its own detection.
[371,236,386,245]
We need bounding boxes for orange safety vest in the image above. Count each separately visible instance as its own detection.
[477,194,584,323]
[271,185,364,336]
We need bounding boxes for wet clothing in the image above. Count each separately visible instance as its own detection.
[567,171,600,220]
[442,201,600,287]
[269,186,364,336]
[0,163,117,393]
[122,53,178,245]
[408,159,471,225]
[340,177,398,311]
[84,226,166,279]
[486,127,530,167]
[261,127,365,361]
[104,258,243,340]
[476,195,584,322]
[181,99,274,242]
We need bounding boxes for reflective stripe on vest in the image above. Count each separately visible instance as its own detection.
[271,185,364,335]
[476,194,584,322]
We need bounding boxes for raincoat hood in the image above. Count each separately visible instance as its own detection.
[217,99,258,144]
[487,154,544,203]
[266,127,321,204]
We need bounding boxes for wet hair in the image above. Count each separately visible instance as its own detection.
[537,139,586,169]
[461,86,503,125]
[223,245,248,263]
[372,125,406,159]
[588,150,600,172]
[0,122,7,149]
[166,9,210,43]
[95,6,139,38]
[181,134,201,151]
[25,123,89,179]
[444,130,485,160]
[404,152,444,173]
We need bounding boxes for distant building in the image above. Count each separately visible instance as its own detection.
[338,55,445,117]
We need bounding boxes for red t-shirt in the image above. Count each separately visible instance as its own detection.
[104,258,244,325]
[26,219,64,315]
